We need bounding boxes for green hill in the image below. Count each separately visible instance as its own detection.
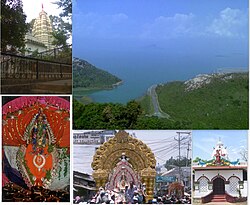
[73,57,122,89]
[139,72,249,129]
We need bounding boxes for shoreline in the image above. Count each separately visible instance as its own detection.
[73,80,123,103]
[73,80,123,93]
[112,80,123,88]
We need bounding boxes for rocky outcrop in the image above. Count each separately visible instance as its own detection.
[184,73,233,91]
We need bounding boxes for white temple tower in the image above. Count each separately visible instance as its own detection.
[32,4,54,50]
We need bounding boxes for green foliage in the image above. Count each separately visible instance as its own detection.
[57,148,69,179]
[74,71,248,129]
[49,15,71,47]
[135,117,174,129]
[193,157,201,163]
[73,99,143,129]
[46,169,52,181]
[51,0,72,48]
[165,156,191,170]
[27,18,35,32]
[1,0,28,52]
[140,73,248,129]
[49,0,72,48]
[73,58,122,89]
[48,144,54,153]
[16,149,34,184]
[30,49,39,57]
[52,30,68,47]
[64,160,68,177]
[73,98,192,129]
[137,95,154,115]
[53,0,72,23]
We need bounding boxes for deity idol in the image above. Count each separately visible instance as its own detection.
[17,108,58,188]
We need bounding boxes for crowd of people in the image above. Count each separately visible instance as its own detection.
[74,182,191,204]
[2,183,70,202]
[74,182,146,204]
[150,195,191,204]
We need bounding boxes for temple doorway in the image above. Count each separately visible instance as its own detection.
[213,177,225,195]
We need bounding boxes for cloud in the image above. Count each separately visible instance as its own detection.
[74,7,248,41]
[206,7,248,38]
[141,13,196,39]
[73,12,129,38]
[140,8,248,40]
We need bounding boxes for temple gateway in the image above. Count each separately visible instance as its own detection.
[193,139,247,203]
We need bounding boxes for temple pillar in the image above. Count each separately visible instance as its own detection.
[92,169,109,190]
[141,167,156,202]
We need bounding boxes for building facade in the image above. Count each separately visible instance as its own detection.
[25,32,47,54]
[73,130,117,144]
[25,6,54,54]
[193,139,247,203]
[32,6,54,50]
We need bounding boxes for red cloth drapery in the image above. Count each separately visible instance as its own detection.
[2,97,70,147]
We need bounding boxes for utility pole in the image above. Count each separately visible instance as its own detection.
[186,140,191,167]
[175,132,191,183]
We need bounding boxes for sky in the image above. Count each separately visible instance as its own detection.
[73,130,191,174]
[73,0,248,73]
[23,0,62,22]
[192,130,248,162]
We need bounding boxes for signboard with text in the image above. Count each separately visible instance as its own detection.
[156,176,176,183]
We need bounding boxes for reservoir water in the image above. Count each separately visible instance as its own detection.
[74,39,248,104]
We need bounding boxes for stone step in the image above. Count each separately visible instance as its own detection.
[213,195,226,198]
[211,194,227,202]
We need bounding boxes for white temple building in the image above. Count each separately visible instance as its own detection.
[25,5,54,54]
[193,139,247,203]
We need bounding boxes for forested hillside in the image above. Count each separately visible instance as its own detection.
[73,57,122,89]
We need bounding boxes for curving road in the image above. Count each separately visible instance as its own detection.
[148,85,170,118]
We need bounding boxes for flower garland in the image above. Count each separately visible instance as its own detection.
[57,147,69,180]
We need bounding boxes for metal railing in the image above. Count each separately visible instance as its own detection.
[1,52,72,81]
[27,45,72,64]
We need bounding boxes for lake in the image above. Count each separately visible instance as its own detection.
[74,38,248,104]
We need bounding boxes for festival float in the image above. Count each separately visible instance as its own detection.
[91,130,157,202]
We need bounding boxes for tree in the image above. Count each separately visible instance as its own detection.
[51,0,72,46]
[1,0,28,52]
[53,0,72,23]
[49,15,71,47]
[239,147,247,162]
[125,100,142,128]
[165,157,191,170]
[27,18,35,33]
[52,30,68,47]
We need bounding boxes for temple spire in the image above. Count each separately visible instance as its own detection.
[42,3,44,11]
